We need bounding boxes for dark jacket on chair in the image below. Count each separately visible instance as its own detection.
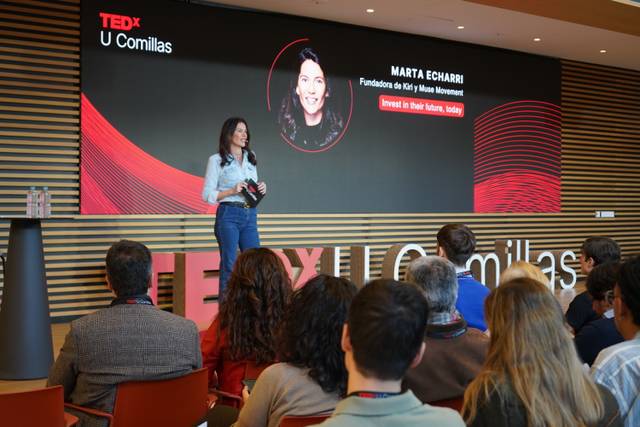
[566,291,599,334]
[575,316,624,366]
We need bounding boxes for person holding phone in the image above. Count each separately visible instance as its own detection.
[202,117,267,299]
[200,248,291,406]
[233,275,358,427]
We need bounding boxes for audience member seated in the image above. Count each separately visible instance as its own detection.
[592,256,640,427]
[499,260,550,288]
[47,240,202,427]
[462,277,621,427]
[201,248,292,404]
[404,256,488,403]
[575,262,624,365]
[232,274,358,427]
[436,224,489,331]
[312,279,464,427]
[566,237,621,334]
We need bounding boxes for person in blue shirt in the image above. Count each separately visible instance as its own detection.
[202,117,267,300]
[435,224,490,331]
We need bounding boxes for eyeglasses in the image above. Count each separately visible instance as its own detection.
[604,290,621,305]
[604,290,613,305]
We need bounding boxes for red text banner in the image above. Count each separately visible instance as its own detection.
[378,95,464,118]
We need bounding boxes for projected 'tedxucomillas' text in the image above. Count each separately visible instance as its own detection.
[100,31,173,54]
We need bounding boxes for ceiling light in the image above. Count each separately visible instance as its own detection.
[600,49,607,53]
[366,8,375,13]
[457,25,465,30]
[533,37,541,42]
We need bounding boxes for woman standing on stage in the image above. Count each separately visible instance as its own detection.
[202,117,266,300]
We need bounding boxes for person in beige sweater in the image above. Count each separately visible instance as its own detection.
[233,275,358,427]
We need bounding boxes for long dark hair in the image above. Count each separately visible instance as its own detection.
[218,117,257,167]
[618,255,640,326]
[218,248,292,363]
[278,274,357,397]
[278,47,343,147]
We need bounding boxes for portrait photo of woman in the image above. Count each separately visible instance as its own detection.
[278,47,345,151]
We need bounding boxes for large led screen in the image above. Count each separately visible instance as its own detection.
[81,0,561,214]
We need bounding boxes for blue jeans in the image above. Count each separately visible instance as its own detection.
[214,204,260,300]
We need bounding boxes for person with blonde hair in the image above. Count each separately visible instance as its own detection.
[499,260,550,288]
[462,277,621,427]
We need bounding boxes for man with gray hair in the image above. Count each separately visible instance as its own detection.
[404,256,489,404]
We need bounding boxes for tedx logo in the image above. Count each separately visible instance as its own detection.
[99,12,141,31]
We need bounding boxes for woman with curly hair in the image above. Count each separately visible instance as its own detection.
[279,47,343,150]
[231,274,358,427]
[201,248,292,404]
[462,277,621,427]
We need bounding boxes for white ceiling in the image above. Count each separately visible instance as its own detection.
[203,0,640,71]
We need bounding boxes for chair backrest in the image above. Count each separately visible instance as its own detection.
[111,368,208,427]
[0,385,68,427]
[429,396,464,412]
[279,415,330,427]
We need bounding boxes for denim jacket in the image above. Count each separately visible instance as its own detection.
[202,151,258,204]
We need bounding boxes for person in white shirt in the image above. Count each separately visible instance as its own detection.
[592,255,640,427]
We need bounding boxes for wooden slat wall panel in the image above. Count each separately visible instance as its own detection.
[562,61,640,214]
[0,2,638,320]
[0,0,81,316]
